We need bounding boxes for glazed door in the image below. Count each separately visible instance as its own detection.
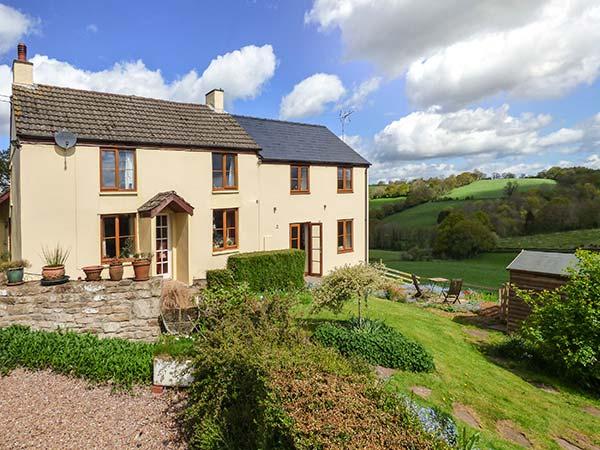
[309,223,322,276]
[155,214,171,278]
[290,223,309,273]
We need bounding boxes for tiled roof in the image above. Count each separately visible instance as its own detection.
[12,84,260,150]
[233,115,371,166]
[506,250,579,276]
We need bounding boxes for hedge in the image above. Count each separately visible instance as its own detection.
[0,325,154,387]
[313,321,434,372]
[206,268,235,290]
[227,249,305,292]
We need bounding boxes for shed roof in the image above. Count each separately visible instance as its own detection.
[233,115,370,166]
[506,250,579,277]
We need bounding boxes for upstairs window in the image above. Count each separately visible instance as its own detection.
[101,214,136,261]
[100,148,136,191]
[290,165,309,194]
[213,208,238,251]
[337,167,353,192]
[212,153,238,190]
[337,219,353,253]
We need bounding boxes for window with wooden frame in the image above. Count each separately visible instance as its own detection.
[337,166,353,192]
[213,208,238,251]
[212,153,238,190]
[100,148,136,191]
[337,219,353,253]
[101,214,136,261]
[290,164,310,193]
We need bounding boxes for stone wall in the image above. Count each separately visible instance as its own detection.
[0,278,163,341]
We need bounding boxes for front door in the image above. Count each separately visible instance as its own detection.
[155,214,171,278]
[309,223,322,276]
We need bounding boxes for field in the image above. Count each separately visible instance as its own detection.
[370,249,516,289]
[381,200,469,227]
[498,228,600,250]
[369,196,404,211]
[448,178,556,199]
[299,299,600,450]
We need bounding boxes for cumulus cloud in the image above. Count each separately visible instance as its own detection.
[0,3,37,55]
[280,73,345,119]
[370,161,457,182]
[0,64,10,134]
[341,76,381,110]
[307,0,600,108]
[537,128,584,147]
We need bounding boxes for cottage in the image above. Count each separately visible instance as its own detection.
[7,44,370,283]
[506,250,578,331]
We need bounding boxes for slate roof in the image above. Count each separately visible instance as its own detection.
[233,115,370,166]
[506,250,579,277]
[12,84,260,150]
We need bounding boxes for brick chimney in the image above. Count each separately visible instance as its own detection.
[205,89,224,113]
[13,43,33,86]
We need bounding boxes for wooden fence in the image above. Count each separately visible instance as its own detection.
[381,266,414,285]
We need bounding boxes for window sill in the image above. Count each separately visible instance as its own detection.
[99,191,138,197]
[290,191,310,195]
[337,190,354,194]
[337,248,354,254]
[212,248,239,256]
[212,189,239,195]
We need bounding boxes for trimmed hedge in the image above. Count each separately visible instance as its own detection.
[313,321,434,372]
[227,249,305,292]
[206,268,235,290]
[0,325,154,387]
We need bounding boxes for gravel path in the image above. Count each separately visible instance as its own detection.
[0,369,186,449]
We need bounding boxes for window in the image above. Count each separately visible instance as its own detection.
[337,167,353,192]
[337,219,353,253]
[101,148,136,191]
[212,153,238,190]
[213,208,238,251]
[290,165,309,193]
[101,214,136,261]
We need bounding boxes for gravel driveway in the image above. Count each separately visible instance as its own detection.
[0,369,185,449]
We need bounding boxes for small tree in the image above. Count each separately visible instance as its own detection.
[312,263,384,324]
[503,180,519,197]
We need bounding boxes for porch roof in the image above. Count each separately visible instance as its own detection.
[138,191,194,218]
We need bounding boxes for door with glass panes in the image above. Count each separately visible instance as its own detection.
[155,214,171,278]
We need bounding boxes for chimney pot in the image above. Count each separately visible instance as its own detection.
[17,43,27,62]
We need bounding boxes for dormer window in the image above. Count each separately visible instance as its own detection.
[290,164,310,194]
[212,153,238,190]
[100,148,136,191]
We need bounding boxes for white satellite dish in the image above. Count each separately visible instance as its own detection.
[54,130,77,149]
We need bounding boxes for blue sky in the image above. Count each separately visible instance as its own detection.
[1,0,599,181]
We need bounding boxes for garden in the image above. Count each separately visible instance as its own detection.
[1,248,599,449]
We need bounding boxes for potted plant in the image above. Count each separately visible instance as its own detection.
[41,244,70,281]
[2,259,30,285]
[82,265,103,281]
[109,258,124,281]
[132,252,152,281]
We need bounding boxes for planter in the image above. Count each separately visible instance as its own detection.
[109,262,124,281]
[6,267,24,285]
[132,259,151,281]
[82,265,103,281]
[153,357,194,387]
[42,265,65,281]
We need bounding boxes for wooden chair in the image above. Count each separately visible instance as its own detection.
[442,279,463,304]
[411,273,424,298]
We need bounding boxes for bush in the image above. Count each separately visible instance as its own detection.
[0,325,154,387]
[383,282,407,302]
[434,211,497,258]
[313,319,434,372]
[205,268,235,290]
[227,249,305,292]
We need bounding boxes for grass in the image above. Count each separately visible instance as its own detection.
[448,178,556,200]
[369,196,405,211]
[382,200,469,227]
[298,299,600,449]
[370,250,516,289]
[498,228,600,250]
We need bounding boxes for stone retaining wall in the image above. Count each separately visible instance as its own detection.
[0,278,163,341]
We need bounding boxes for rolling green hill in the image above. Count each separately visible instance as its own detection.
[370,196,405,211]
[448,178,555,199]
[382,200,469,228]
[498,228,600,250]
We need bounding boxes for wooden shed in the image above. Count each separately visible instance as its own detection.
[506,250,578,332]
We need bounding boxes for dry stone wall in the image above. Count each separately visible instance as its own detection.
[0,278,163,341]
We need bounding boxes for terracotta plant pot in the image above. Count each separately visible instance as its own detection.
[132,259,151,281]
[42,265,65,281]
[82,265,103,282]
[109,261,124,281]
[6,267,25,285]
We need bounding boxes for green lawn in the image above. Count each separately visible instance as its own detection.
[299,299,600,449]
[498,229,600,251]
[448,178,556,200]
[370,250,516,289]
[382,200,469,227]
[369,196,405,211]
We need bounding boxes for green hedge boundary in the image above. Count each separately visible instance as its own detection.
[206,268,235,290]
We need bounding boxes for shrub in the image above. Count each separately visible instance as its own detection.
[205,268,235,290]
[313,319,434,372]
[383,282,407,302]
[227,249,305,292]
[0,325,154,387]
[434,211,497,259]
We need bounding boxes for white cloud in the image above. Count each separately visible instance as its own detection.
[341,76,381,110]
[280,73,345,119]
[538,128,584,147]
[370,161,457,182]
[0,64,10,134]
[85,24,98,33]
[307,0,600,109]
[586,154,600,169]
[0,3,37,55]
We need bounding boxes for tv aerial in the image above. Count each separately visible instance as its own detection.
[54,130,77,170]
